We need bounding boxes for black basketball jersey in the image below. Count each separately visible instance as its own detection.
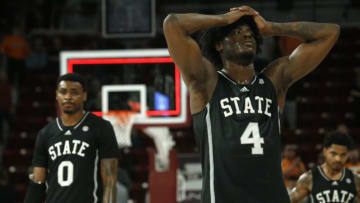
[32,112,119,203]
[310,166,357,203]
[192,71,289,203]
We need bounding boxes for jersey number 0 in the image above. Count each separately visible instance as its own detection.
[58,161,74,186]
[240,122,264,155]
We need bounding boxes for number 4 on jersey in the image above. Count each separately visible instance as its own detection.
[240,122,264,155]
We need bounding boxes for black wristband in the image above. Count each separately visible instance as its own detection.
[24,181,46,203]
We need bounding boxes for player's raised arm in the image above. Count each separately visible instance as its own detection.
[101,158,118,203]
[290,171,312,203]
[163,8,258,112]
[244,7,339,88]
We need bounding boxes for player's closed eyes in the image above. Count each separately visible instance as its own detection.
[59,90,80,96]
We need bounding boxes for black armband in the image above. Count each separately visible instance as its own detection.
[24,181,46,203]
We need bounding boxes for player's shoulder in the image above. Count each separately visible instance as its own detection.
[298,170,313,190]
[299,170,313,182]
[85,112,112,127]
[37,118,61,137]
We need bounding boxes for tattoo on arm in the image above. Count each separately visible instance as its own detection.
[101,158,118,203]
[290,171,312,203]
[271,22,330,42]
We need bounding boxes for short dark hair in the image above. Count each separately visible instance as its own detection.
[56,73,87,92]
[199,15,263,69]
[323,132,353,150]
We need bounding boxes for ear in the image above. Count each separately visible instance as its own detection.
[215,41,223,52]
[55,90,59,102]
[322,148,326,155]
[83,92,87,102]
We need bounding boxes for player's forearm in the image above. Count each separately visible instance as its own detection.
[266,22,340,42]
[164,13,229,35]
[289,193,299,203]
[101,158,118,203]
[102,182,117,203]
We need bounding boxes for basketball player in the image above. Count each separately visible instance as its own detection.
[163,5,339,203]
[290,132,360,202]
[24,73,119,203]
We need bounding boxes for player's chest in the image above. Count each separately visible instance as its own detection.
[46,128,97,161]
[314,188,355,203]
[313,179,356,203]
[215,86,277,121]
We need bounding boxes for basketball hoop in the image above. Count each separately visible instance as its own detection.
[103,110,137,147]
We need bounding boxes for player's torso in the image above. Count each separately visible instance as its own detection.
[44,112,102,203]
[311,166,357,203]
[193,71,289,203]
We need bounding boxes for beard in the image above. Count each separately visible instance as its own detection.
[62,105,81,115]
[226,51,255,66]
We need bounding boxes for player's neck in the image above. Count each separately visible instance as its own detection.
[61,110,86,126]
[222,63,255,85]
[321,163,343,180]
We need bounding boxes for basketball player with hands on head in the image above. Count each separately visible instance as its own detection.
[163,5,339,203]
[290,132,360,203]
[24,73,119,203]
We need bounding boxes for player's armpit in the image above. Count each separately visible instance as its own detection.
[269,22,340,88]
[101,158,118,203]
[290,171,312,203]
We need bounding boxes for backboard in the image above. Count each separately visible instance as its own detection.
[60,49,188,126]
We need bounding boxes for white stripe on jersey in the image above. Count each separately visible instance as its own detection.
[74,112,90,129]
[206,104,215,203]
[56,118,63,131]
[93,150,99,203]
[277,106,281,135]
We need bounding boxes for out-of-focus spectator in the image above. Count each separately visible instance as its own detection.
[345,149,360,174]
[26,38,48,70]
[0,71,13,168]
[281,144,306,187]
[0,169,17,203]
[0,26,31,86]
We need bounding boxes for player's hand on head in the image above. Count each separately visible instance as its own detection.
[223,6,258,25]
[230,6,271,36]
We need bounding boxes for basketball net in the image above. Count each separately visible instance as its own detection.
[103,110,137,147]
[144,127,175,171]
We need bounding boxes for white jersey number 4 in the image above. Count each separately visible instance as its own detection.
[58,161,74,186]
[240,122,264,155]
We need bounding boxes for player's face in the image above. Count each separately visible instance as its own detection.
[56,81,87,115]
[323,144,349,171]
[220,24,257,66]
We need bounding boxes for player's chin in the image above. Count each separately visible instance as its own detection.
[62,107,77,115]
[331,163,343,171]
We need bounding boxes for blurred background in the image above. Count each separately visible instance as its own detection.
[0,0,359,203]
